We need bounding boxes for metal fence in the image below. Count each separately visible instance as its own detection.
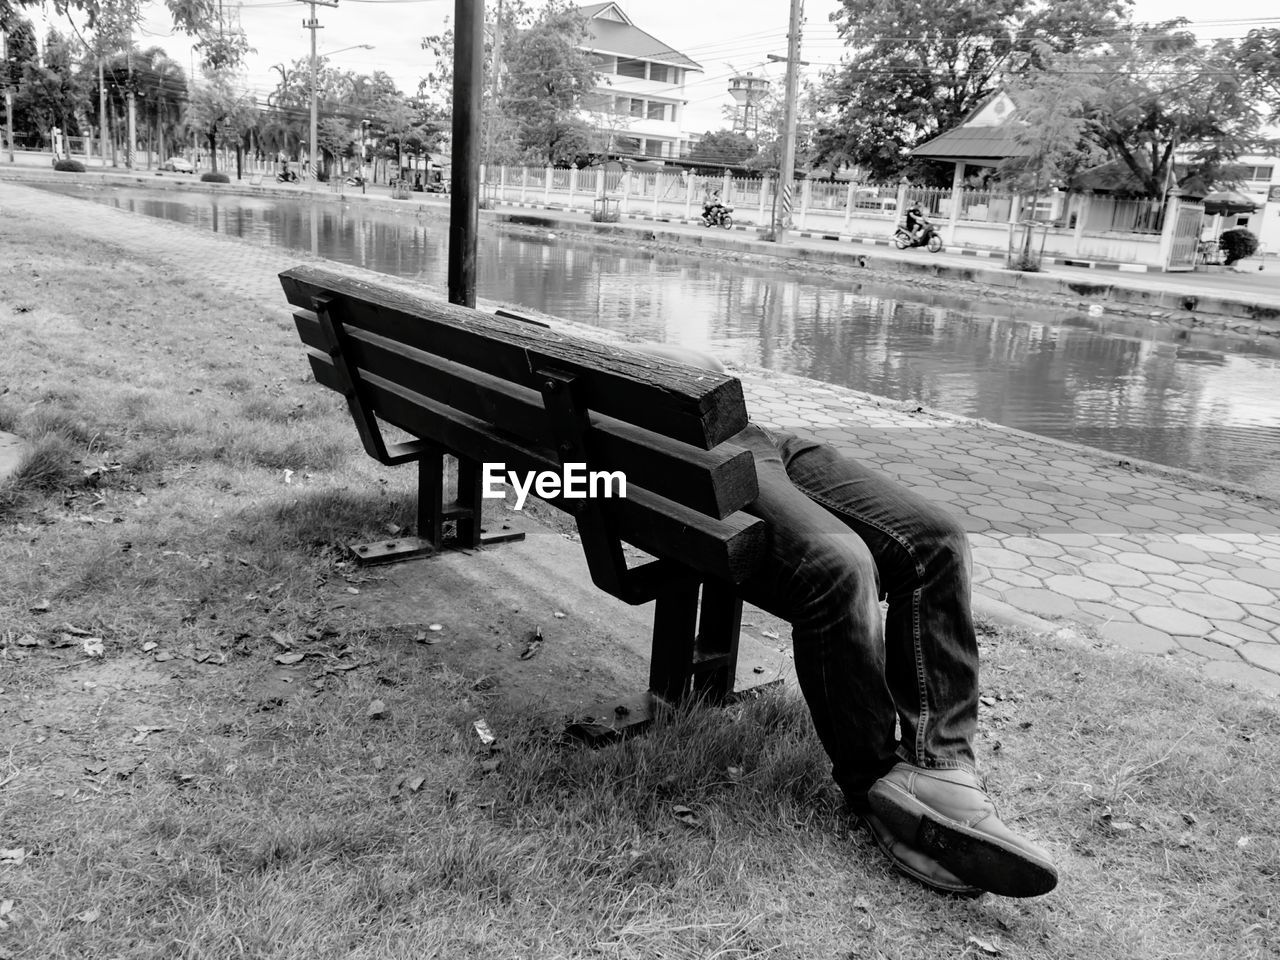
[1083,196,1165,234]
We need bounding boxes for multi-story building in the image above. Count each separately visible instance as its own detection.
[1219,155,1279,256]
[576,3,702,160]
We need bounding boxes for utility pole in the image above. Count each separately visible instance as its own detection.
[126,24,136,169]
[99,58,109,167]
[768,0,805,244]
[487,0,502,161]
[301,0,338,189]
[1,31,14,164]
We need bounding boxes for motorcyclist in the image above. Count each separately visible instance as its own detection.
[905,203,929,243]
[703,189,725,224]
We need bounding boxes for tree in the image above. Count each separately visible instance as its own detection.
[186,68,255,173]
[1237,28,1280,123]
[686,129,757,167]
[16,29,85,144]
[497,1,597,165]
[1014,23,1267,198]
[812,0,1132,182]
[10,0,247,68]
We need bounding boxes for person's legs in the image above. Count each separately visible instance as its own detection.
[772,430,980,777]
[731,425,901,803]
[738,426,1056,897]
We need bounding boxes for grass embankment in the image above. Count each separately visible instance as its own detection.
[0,210,1277,960]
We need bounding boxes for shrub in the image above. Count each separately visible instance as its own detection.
[1218,228,1259,266]
[53,158,86,173]
[200,171,230,184]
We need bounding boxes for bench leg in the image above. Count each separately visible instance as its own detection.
[648,581,701,705]
[692,581,743,703]
[349,448,524,565]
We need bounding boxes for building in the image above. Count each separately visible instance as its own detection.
[577,3,702,160]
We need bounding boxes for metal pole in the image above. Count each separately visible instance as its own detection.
[773,0,804,244]
[448,0,483,307]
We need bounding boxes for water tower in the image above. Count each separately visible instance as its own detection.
[728,72,770,137]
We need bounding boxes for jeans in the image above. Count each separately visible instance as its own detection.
[731,423,979,802]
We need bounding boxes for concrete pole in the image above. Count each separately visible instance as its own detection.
[98,59,108,166]
[309,1,318,186]
[127,91,136,170]
[773,0,804,243]
[1,31,12,163]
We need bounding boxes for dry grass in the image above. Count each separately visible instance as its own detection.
[0,206,1278,960]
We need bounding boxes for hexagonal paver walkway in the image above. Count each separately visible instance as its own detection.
[4,178,1278,695]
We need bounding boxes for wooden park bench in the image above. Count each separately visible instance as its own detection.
[279,265,770,734]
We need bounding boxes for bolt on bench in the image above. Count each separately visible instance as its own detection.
[280,265,772,734]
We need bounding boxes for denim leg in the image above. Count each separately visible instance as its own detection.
[732,426,902,798]
[774,430,979,776]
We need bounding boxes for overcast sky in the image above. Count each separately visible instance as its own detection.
[25,0,1271,133]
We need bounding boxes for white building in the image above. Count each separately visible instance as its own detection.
[1216,155,1280,257]
[577,3,702,160]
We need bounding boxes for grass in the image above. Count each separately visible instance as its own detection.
[1,205,1278,960]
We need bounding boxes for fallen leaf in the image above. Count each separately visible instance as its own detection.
[60,624,92,637]
[346,587,360,595]
[520,627,543,660]
[473,718,495,744]
[141,641,158,653]
[0,848,25,866]
[82,638,105,657]
[979,696,997,707]
[153,650,174,662]
[1237,836,1250,848]
[553,611,566,619]
[15,635,38,647]
[428,623,443,632]
[130,726,165,745]
[672,805,700,827]
[1109,821,1136,832]
[407,775,425,792]
[372,755,386,770]
[760,628,779,640]
[29,601,50,613]
[966,936,1001,955]
[366,699,387,719]
[74,907,100,924]
[274,652,305,665]
[269,632,293,649]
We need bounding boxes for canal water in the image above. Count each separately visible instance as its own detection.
[34,183,1280,498]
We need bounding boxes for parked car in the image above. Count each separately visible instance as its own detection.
[161,157,194,173]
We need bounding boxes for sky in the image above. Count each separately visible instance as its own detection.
[20,0,1280,134]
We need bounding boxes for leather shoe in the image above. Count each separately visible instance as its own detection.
[860,811,984,898]
[868,762,1058,898]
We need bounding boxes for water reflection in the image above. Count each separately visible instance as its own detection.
[33,183,1280,497]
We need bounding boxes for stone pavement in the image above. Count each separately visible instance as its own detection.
[3,178,1278,695]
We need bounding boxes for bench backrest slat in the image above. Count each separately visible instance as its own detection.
[295,309,758,519]
[315,360,766,584]
[280,266,748,450]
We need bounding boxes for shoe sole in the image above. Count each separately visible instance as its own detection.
[862,817,985,898]
[868,780,1058,898]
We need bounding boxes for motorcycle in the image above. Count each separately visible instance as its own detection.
[276,169,299,184]
[894,220,943,252]
[700,204,734,229]
[344,175,367,187]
